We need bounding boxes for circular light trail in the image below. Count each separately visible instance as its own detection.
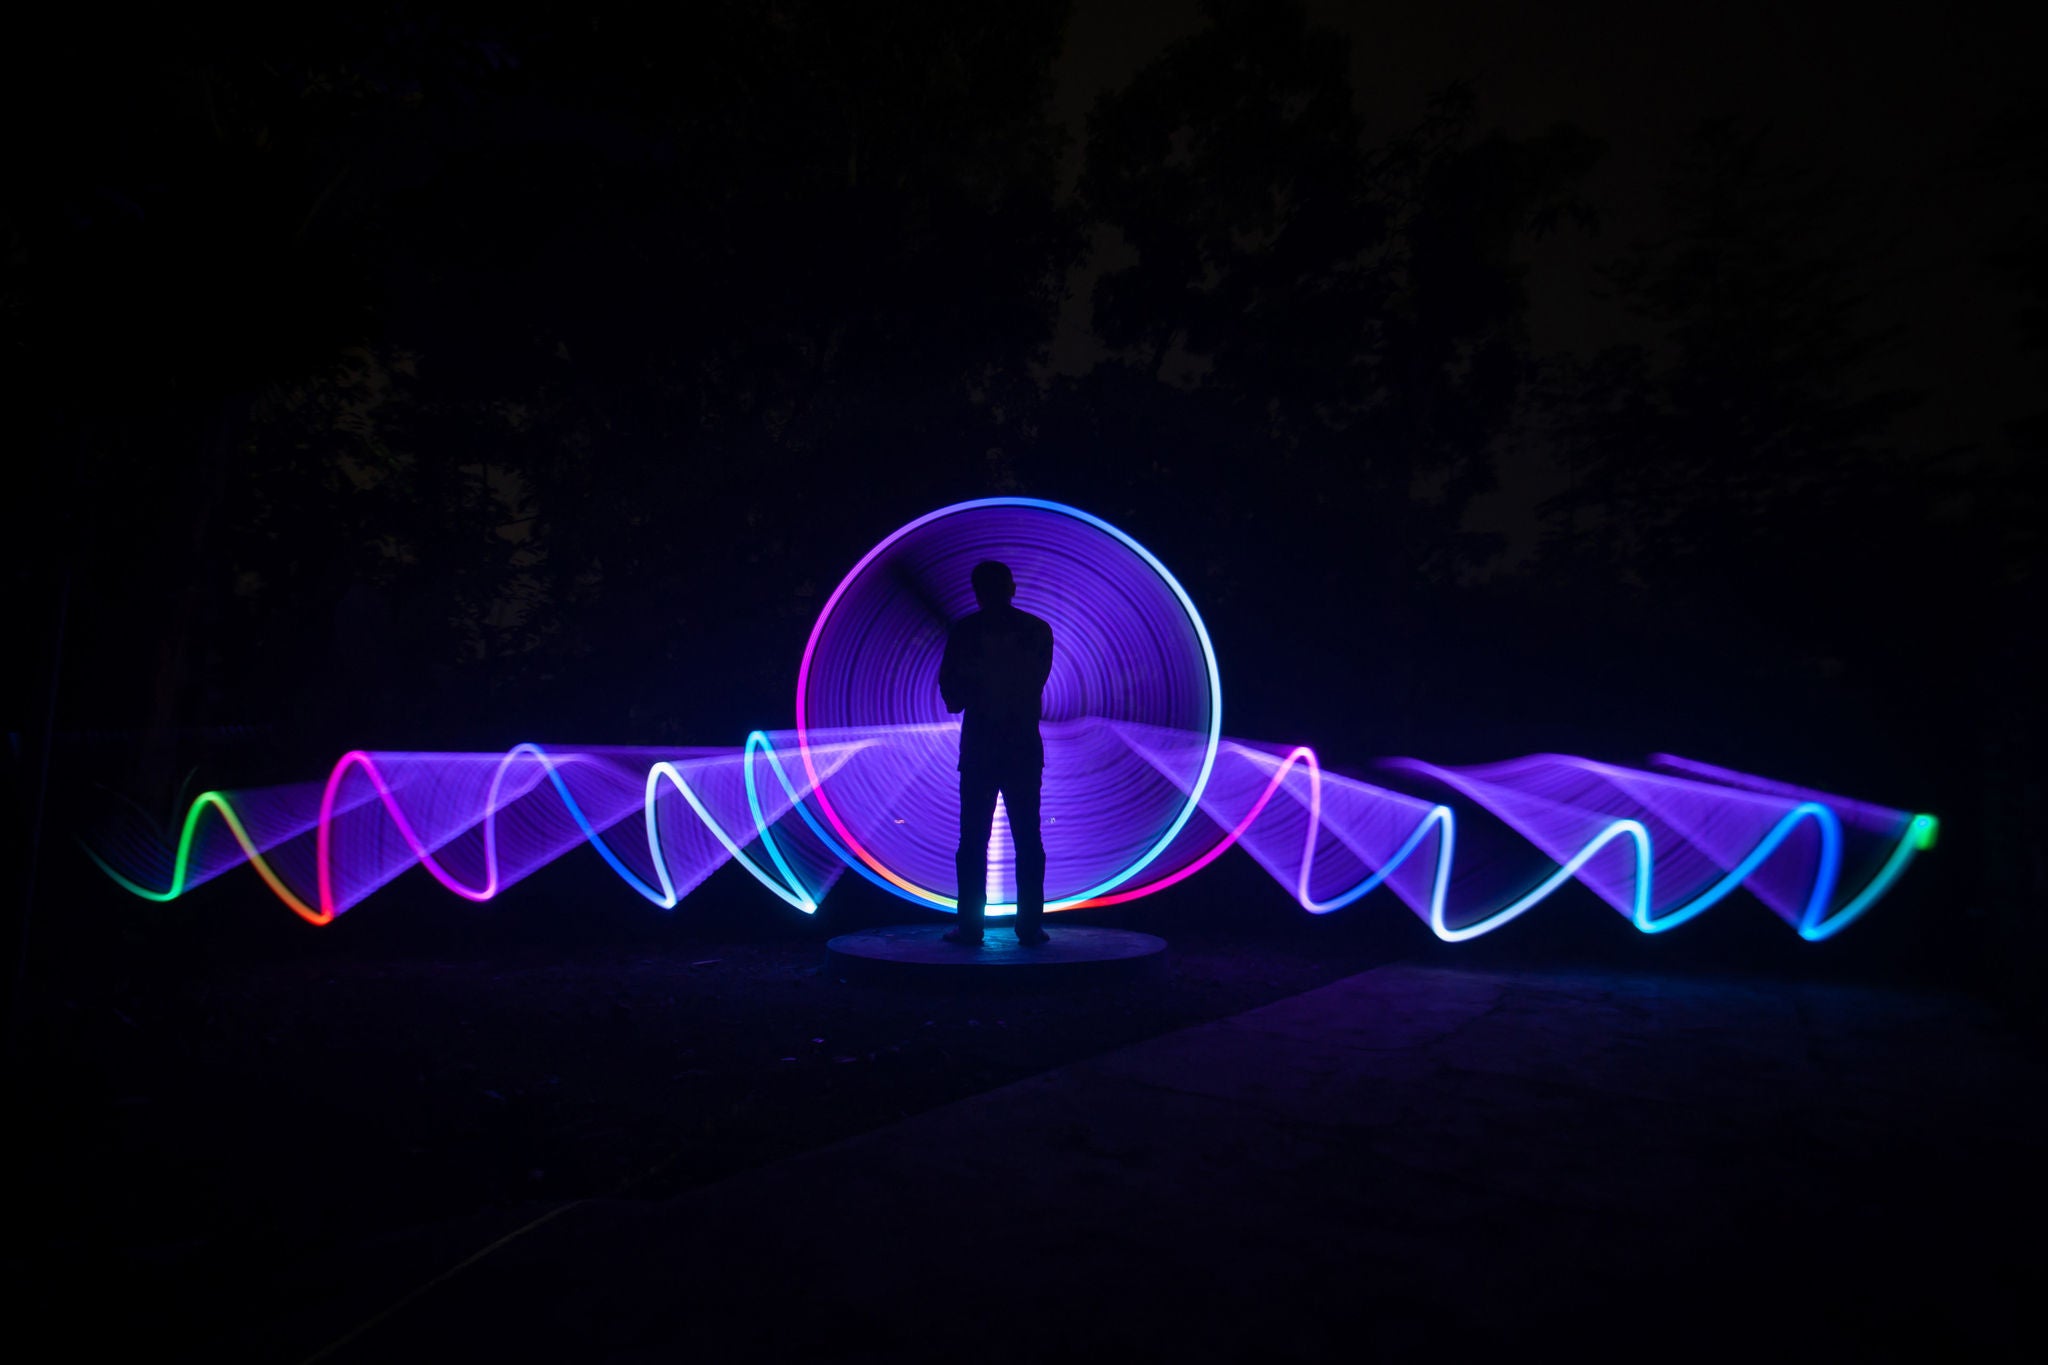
[794,498,1222,911]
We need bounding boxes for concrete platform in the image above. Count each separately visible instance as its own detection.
[260,963,2043,1362]
[824,922,1168,986]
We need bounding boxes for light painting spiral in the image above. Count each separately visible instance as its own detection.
[86,499,1938,942]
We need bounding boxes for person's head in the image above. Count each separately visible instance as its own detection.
[971,560,1016,610]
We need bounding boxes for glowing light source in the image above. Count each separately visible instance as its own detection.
[794,498,1223,911]
[88,500,1935,943]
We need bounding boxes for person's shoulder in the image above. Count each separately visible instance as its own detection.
[949,610,985,634]
[1023,609,1052,636]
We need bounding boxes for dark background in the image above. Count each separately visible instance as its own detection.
[5,0,2041,997]
[3,6,2043,1359]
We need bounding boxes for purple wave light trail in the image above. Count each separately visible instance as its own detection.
[89,500,1936,941]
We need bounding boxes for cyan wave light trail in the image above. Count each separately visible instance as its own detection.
[1105,731,1935,940]
[88,498,1937,940]
[1377,754,1936,941]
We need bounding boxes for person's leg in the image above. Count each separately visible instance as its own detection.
[952,770,1000,940]
[1005,768,1047,939]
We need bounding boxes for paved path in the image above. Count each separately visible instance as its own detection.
[293,964,2042,1362]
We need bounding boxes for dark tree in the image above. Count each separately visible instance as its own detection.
[1525,114,2039,976]
[1052,2,1597,751]
[8,2,1083,813]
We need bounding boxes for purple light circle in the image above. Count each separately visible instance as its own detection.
[797,499,1220,909]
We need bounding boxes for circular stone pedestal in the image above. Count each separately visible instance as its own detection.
[825,923,1167,987]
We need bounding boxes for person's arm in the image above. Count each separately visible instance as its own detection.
[939,622,969,714]
[1033,618,1054,690]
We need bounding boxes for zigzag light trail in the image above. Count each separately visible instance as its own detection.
[87,498,1936,942]
[88,729,1936,943]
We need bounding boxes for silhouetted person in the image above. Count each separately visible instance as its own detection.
[939,560,1054,945]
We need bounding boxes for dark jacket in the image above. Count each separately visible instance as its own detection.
[939,606,1054,773]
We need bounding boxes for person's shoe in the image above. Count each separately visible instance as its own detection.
[941,926,984,946]
[1014,926,1050,946]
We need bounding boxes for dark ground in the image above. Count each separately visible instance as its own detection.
[284,961,2044,1364]
[8,848,2041,1362]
